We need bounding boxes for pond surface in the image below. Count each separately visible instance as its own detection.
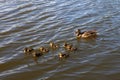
[0,0,120,80]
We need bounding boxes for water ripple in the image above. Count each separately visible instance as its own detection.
[0,0,120,80]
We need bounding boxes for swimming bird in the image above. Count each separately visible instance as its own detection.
[24,47,34,54]
[63,42,77,51]
[32,51,43,57]
[49,42,59,50]
[39,46,49,53]
[32,51,43,64]
[75,29,97,39]
[58,52,69,59]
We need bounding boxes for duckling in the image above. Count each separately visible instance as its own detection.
[63,42,72,48]
[32,51,43,64]
[39,46,49,53]
[23,47,34,54]
[58,52,69,59]
[32,51,43,57]
[63,42,77,51]
[67,46,77,51]
[75,29,97,38]
[49,42,59,50]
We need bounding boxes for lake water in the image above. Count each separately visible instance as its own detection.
[0,0,120,80]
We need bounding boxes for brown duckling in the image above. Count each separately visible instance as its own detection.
[39,46,49,53]
[32,51,43,64]
[32,51,43,57]
[58,52,69,59]
[63,42,77,51]
[49,42,59,50]
[24,47,34,54]
[63,42,72,48]
[75,29,97,39]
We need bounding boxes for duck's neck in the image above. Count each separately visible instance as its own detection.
[76,31,83,36]
[80,32,84,34]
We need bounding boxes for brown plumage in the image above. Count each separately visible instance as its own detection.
[32,51,43,57]
[58,52,69,59]
[63,42,77,51]
[49,42,59,50]
[23,47,34,54]
[32,51,43,64]
[75,29,97,39]
[39,46,49,53]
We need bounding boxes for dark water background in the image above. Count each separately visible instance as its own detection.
[0,0,120,80]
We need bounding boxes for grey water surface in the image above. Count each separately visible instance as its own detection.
[0,0,120,80]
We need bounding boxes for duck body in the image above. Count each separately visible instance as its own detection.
[32,51,43,63]
[63,42,77,51]
[58,52,69,59]
[75,29,97,39]
[81,31,97,38]
[32,51,43,57]
[49,42,59,50]
[39,46,49,53]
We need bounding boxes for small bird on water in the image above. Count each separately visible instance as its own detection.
[24,47,34,55]
[32,51,43,64]
[49,42,59,50]
[32,51,43,57]
[39,46,49,53]
[58,52,69,59]
[63,42,77,51]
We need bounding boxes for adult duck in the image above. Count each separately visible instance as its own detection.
[75,29,97,39]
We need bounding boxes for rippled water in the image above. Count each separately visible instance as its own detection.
[0,0,120,80]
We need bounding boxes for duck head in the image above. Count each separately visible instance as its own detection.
[75,29,82,36]
[32,51,42,57]
[39,46,49,53]
[24,47,34,54]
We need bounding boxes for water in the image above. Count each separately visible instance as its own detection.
[0,0,120,80]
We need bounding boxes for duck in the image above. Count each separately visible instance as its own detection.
[24,47,34,54]
[75,29,97,39]
[58,52,69,59]
[32,51,43,57]
[39,46,49,53]
[49,42,59,50]
[63,42,77,51]
[32,51,43,63]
